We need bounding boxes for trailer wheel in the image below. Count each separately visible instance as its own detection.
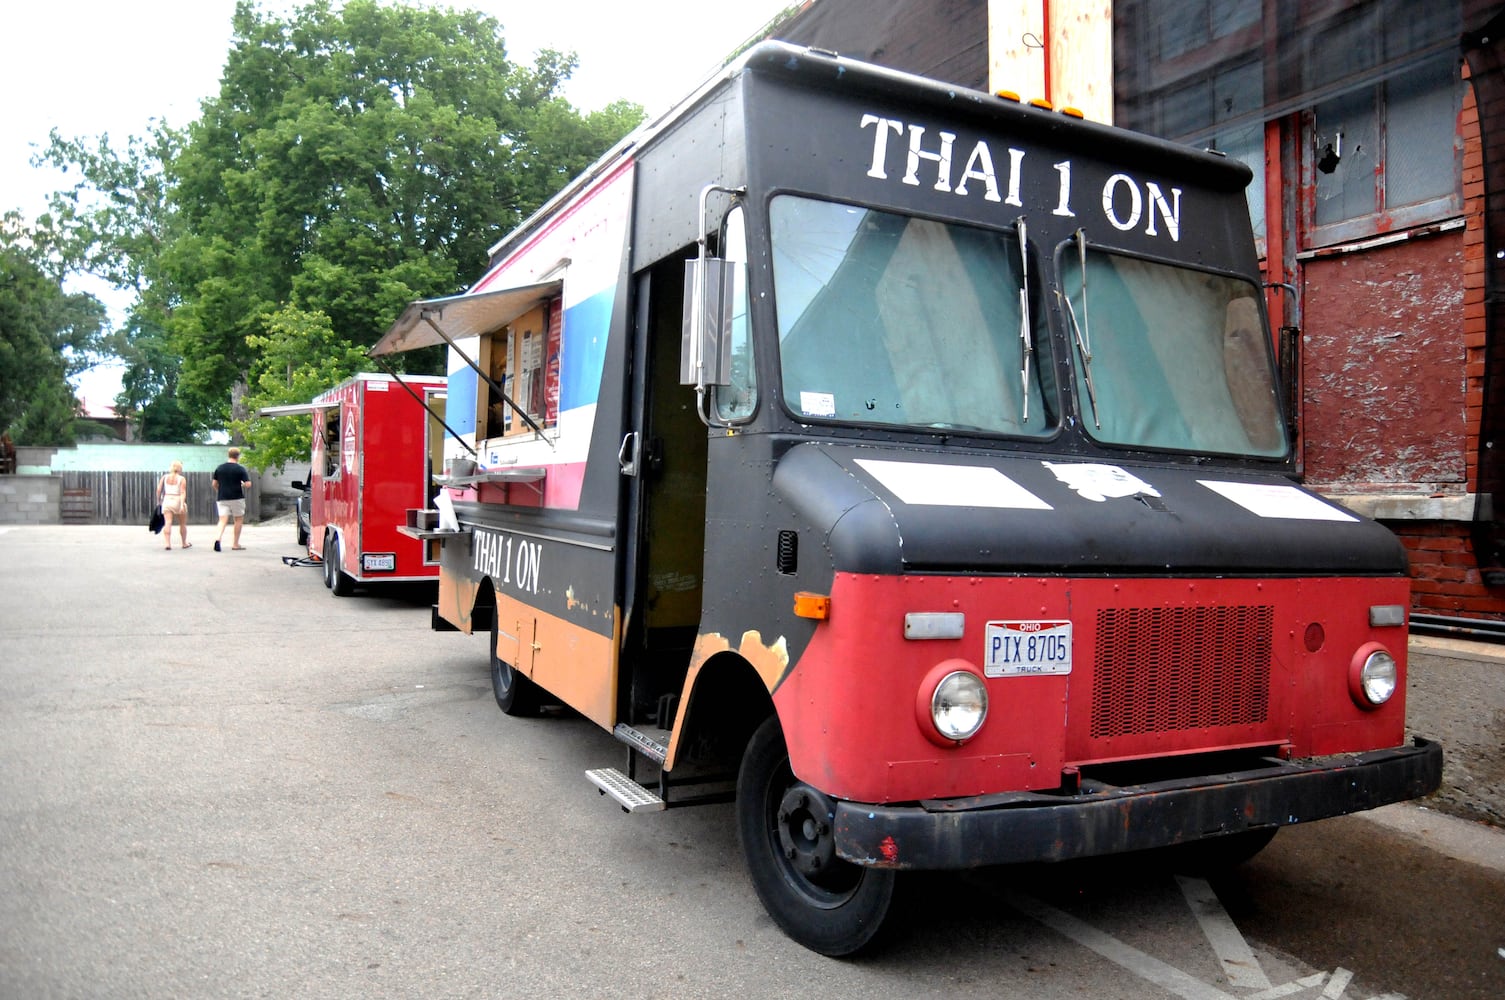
[736,716,895,956]
[489,613,539,716]
[327,534,353,597]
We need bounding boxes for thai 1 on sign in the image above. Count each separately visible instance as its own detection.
[859,115,1183,243]
[473,528,543,596]
[985,620,1073,677]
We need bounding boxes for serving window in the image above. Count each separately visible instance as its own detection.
[319,407,342,479]
[483,300,561,441]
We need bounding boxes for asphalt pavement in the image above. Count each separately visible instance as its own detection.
[1406,635,1505,827]
[1,522,1501,999]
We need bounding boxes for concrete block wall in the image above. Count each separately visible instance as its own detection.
[0,475,61,525]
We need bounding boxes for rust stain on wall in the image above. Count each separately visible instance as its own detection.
[1301,235,1466,487]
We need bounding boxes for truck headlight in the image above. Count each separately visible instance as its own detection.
[924,666,987,744]
[1349,644,1398,708]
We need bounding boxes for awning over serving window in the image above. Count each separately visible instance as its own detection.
[368,280,562,357]
[255,402,321,417]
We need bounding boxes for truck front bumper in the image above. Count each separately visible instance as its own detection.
[834,736,1443,870]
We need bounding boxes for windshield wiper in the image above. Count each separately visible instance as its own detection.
[1059,229,1101,428]
[1016,217,1033,423]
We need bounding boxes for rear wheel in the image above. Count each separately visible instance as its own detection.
[489,612,539,716]
[736,716,895,956]
[327,534,353,597]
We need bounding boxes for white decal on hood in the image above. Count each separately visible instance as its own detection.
[855,459,1051,509]
[1199,480,1358,522]
[1043,462,1161,503]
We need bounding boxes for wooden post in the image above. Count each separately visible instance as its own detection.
[988,0,1113,125]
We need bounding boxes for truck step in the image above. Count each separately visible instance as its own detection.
[611,723,669,764]
[586,767,666,813]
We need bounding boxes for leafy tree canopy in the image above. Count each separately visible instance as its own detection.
[0,225,108,446]
[33,0,644,464]
[167,0,644,466]
[33,125,187,443]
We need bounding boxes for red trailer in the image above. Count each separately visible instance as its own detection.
[261,373,447,596]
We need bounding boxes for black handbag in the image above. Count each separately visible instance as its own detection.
[149,505,164,534]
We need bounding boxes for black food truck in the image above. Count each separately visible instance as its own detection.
[371,41,1442,955]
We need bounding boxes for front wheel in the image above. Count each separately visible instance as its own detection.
[736,716,895,956]
[489,612,539,716]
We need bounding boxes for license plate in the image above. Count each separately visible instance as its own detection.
[362,552,396,572]
[985,620,1072,677]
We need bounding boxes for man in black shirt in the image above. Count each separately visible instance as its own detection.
[212,447,253,552]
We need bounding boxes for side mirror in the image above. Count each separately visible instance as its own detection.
[681,257,737,388]
[291,481,307,491]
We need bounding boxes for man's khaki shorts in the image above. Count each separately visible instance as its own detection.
[216,499,247,518]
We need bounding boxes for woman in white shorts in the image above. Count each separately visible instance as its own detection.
[157,460,191,550]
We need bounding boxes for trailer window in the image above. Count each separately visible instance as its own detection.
[321,408,341,480]
[770,196,1052,435]
[1059,248,1286,458]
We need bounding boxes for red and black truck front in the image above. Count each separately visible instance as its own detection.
[681,45,1441,955]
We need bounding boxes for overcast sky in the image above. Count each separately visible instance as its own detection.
[0,0,794,406]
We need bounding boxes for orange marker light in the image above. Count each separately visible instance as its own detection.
[793,592,831,620]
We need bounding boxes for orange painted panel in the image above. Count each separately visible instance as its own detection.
[493,589,618,729]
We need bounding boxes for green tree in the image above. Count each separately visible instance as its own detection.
[512,98,647,212]
[166,0,643,442]
[0,229,107,446]
[31,0,644,453]
[31,125,186,441]
[118,311,196,442]
[236,304,369,472]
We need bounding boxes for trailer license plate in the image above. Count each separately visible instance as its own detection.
[363,553,396,572]
[985,620,1072,677]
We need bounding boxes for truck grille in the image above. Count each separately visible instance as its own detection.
[1090,605,1272,738]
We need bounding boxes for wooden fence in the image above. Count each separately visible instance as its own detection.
[59,470,260,526]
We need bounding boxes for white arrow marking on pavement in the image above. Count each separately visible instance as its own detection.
[1177,875,1274,990]
[1005,890,1242,1000]
[1003,882,1408,1000]
[1322,968,1355,998]
[1246,971,1330,999]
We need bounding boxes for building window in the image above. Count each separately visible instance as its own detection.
[1207,60,1268,252]
[1305,52,1463,247]
[1114,0,1463,254]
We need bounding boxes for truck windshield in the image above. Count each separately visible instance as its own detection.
[770,195,1052,435]
[1059,247,1287,458]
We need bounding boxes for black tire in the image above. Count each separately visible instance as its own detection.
[328,535,353,597]
[297,523,309,547]
[489,611,539,716]
[321,534,334,589]
[736,716,895,956]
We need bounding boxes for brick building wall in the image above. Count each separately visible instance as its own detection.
[1389,50,1505,618]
